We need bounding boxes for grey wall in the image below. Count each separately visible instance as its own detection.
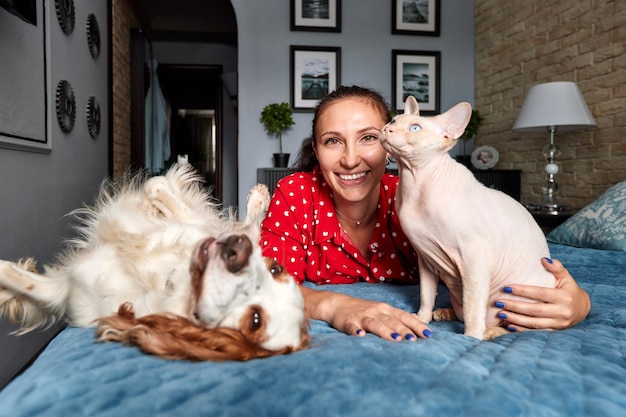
[0,0,110,388]
[232,0,475,216]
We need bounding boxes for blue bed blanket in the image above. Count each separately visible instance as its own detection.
[1,243,625,417]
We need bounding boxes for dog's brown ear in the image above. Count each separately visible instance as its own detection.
[94,302,141,341]
[95,305,302,361]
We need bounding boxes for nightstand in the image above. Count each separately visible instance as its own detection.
[472,169,521,201]
[527,208,573,233]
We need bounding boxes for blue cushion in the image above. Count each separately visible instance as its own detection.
[547,180,626,251]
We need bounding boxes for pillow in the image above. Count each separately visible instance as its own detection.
[547,180,626,251]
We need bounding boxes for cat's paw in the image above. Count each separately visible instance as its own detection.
[413,310,433,324]
[484,326,509,340]
[432,308,456,322]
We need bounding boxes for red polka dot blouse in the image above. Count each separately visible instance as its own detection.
[260,167,420,285]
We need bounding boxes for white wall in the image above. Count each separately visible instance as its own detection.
[231,0,475,216]
[0,0,110,388]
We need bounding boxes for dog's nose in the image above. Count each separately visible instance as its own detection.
[220,235,253,273]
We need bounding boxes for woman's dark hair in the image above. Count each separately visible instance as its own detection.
[290,85,392,173]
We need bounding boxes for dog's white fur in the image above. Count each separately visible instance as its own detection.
[0,165,308,359]
[380,96,555,340]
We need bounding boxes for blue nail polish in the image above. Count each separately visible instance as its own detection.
[507,325,517,332]
[498,312,507,320]
[544,257,553,264]
[503,286,513,293]
[405,333,415,341]
[495,301,505,308]
[423,329,433,338]
[356,329,364,336]
[391,332,401,340]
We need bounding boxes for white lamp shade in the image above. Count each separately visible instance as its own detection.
[513,81,596,132]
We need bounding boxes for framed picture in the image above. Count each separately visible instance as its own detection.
[0,0,50,152]
[291,0,341,32]
[290,45,341,111]
[392,50,440,115]
[392,0,440,36]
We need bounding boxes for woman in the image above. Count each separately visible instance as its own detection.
[260,86,590,342]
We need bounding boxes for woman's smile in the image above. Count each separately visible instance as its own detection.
[337,171,369,183]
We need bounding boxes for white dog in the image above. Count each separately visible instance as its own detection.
[380,96,555,340]
[0,165,308,360]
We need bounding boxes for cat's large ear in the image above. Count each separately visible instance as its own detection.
[403,95,420,115]
[438,102,472,140]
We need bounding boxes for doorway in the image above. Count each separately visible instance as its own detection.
[158,64,223,200]
[126,0,238,208]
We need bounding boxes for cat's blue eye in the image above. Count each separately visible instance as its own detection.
[410,125,422,132]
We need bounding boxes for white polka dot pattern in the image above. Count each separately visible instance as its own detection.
[259,168,419,285]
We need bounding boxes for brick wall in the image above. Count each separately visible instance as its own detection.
[111,0,137,177]
[475,0,626,209]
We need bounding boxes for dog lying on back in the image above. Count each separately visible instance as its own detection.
[0,164,309,360]
[380,96,555,340]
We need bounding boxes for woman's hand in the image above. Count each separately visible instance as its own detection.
[496,258,591,331]
[301,286,432,341]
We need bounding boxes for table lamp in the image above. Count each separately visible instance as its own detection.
[513,81,596,214]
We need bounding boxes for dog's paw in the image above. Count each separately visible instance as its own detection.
[484,326,509,340]
[143,176,191,220]
[432,308,456,322]
[0,260,28,281]
[16,258,38,273]
[247,184,270,214]
[144,176,169,200]
[245,184,271,226]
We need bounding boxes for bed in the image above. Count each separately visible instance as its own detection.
[1,181,626,417]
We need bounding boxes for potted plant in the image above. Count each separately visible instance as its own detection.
[456,110,484,168]
[260,102,295,168]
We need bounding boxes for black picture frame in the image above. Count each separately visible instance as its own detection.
[290,45,341,111]
[290,0,341,33]
[392,49,440,115]
[392,0,440,37]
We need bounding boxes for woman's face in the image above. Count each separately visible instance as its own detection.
[313,98,388,204]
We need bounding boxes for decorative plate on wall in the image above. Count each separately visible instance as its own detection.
[56,80,76,133]
[86,13,100,59]
[471,145,499,170]
[86,96,101,139]
[55,0,75,35]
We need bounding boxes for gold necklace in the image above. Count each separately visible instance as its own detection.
[335,206,376,227]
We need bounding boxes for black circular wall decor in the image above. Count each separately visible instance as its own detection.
[55,0,75,35]
[56,80,76,134]
[86,96,101,139]
[86,13,101,59]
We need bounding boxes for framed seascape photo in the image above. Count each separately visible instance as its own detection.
[392,0,440,36]
[290,45,341,111]
[392,50,440,115]
[291,0,341,32]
